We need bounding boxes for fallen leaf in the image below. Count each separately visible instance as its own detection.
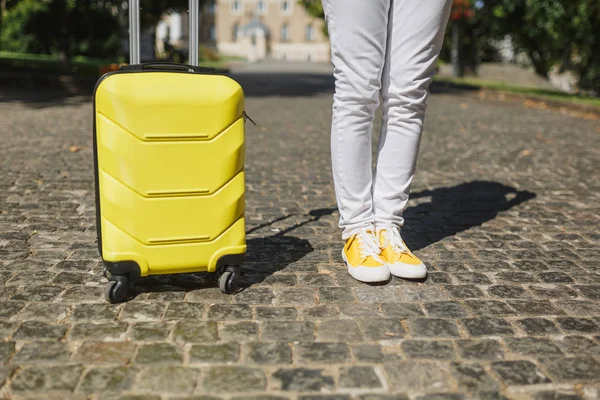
[460,103,469,109]
[520,149,531,156]
[70,146,81,152]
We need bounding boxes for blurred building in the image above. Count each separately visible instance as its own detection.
[155,0,330,63]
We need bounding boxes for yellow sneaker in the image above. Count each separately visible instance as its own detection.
[342,229,390,283]
[377,226,427,279]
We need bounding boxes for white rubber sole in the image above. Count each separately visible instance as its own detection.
[342,251,391,283]
[388,261,427,279]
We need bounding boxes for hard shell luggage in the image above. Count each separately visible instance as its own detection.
[93,0,249,303]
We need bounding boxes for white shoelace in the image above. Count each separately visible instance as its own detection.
[378,226,408,253]
[356,229,383,260]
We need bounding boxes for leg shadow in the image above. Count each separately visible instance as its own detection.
[401,180,536,250]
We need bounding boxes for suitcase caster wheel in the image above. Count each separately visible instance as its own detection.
[103,267,112,280]
[219,267,240,294]
[104,277,129,303]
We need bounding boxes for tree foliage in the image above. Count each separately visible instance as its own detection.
[0,0,199,63]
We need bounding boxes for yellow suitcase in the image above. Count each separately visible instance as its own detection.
[93,0,250,303]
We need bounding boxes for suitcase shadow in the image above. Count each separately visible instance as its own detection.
[127,208,336,298]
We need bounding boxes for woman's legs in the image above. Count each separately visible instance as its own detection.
[323,0,391,240]
[373,0,452,278]
[323,0,392,282]
[373,0,452,230]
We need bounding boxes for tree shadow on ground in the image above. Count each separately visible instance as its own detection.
[0,70,480,107]
[127,181,534,296]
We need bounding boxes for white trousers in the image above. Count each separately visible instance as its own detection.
[322,0,452,239]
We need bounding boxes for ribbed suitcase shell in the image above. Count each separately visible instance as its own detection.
[93,70,246,277]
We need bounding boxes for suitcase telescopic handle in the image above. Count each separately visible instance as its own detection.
[129,0,200,66]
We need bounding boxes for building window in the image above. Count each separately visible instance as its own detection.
[209,26,216,41]
[231,0,243,14]
[281,23,289,41]
[305,23,315,41]
[256,0,267,14]
[232,23,240,41]
[281,0,292,15]
[207,0,216,14]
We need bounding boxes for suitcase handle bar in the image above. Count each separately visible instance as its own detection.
[129,0,199,66]
[120,62,216,73]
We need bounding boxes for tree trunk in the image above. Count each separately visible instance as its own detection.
[528,50,549,79]
[451,23,463,78]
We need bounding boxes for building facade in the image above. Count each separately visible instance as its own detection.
[216,0,330,62]
[155,0,330,63]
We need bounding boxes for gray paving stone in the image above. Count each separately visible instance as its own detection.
[381,303,425,318]
[13,341,71,363]
[135,366,199,393]
[73,341,137,365]
[189,343,240,364]
[163,302,206,320]
[120,303,166,321]
[11,365,84,392]
[464,300,517,316]
[517,318,561,335]
[70,303,121,321]
[444,285,486,299]
[450,362,500,392]
[462,318,515,336]
[319,287,356,303]
[271,368,334,392]
[384,361,455,392]
[254,306,298,320]
[129,322,172,341]
[13,320,68,340]
[359,318,405,340]
[491,361,552,385]
[556,317,600,333]
[292,342,349,365]
[172,321,218,344]
[302,305,340,320]
[554,336,600,356]
[424,301,470,317]
[338,366,383,389]
[351,344,386,362]
[316,320,363,342]
[134,343,183,364]
[207,304,252,320]
[234,287,276,305]
[541,357,600,381]
[11,285,63,302]
[0,301,24,318]
[77,367,137,394]
[506,300,565,316]
[504,337,564,357]
[219,321,259,342]
[245,342,292,364]
[408,319,460,337]
[456,339,504,360]
[339,303,381,318]
[0,340,15,364]
[275,288,317,306]
[263,321,315,341]
[401,340,456,359]
[69,322,128,341]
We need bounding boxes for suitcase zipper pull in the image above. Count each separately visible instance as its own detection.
[243,111,257,126]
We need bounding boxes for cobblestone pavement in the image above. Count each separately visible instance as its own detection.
[1,66,600,400]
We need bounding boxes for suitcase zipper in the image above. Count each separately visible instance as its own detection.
[243,111,257,126]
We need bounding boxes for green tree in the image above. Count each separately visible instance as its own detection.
[0,0,201,65]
